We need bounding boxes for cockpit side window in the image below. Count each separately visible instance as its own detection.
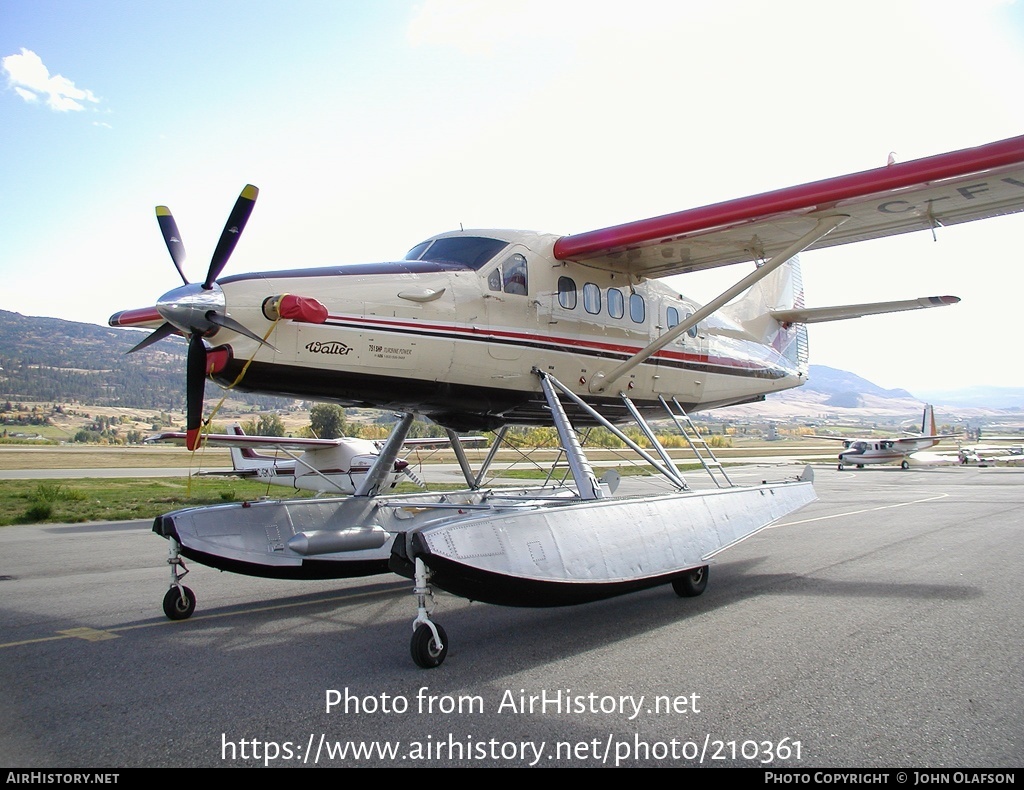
[404,241,431,261]
[404,236,508,269]
[502,253,528,295]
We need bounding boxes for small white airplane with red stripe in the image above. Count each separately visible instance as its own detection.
[147,423,487,494]
[811,405,955,470]
[110,134,1024,667]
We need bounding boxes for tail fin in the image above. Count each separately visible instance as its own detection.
[226,423,276,470]
[723,255,809,372]
[922,405,936,437]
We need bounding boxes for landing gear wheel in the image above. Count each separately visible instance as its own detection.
[901,460,910,470]
[672,565,709,598]
[411,623,448,668]
[856,464,865,469]
[837,463,844,471]
[163,586,196,620]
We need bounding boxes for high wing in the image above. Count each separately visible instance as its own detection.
[147,431,488,450]
[403,436,488,448]
[553,135,1024,278]
[147,431,348,450]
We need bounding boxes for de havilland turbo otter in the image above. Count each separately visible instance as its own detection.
[111,134,1024,667]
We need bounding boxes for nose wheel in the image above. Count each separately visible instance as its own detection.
[409,557,448,668]
[163,537,196,620]
[163,585,196,620]
[411,622,448,669]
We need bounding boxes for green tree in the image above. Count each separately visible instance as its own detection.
[242,413,286,436]
[309,403,346,439]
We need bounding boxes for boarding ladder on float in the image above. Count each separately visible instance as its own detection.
[658,396,735,489]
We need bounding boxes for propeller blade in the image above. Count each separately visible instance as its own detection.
[403,467,428,490]
[206,312,278,351]
[127,322,176,353]
[204,184,259,289]
[185,333,208,451]
[156,207,188,285]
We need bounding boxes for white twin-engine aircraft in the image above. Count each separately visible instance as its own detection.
[811,405,955,470]
[112,134,1024,667]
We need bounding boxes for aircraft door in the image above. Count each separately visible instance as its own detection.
[653,303,705,402]
[484,249,532,361]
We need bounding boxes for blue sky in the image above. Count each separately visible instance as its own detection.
[3,0,1024,393]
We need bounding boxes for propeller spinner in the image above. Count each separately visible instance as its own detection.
[131,185,261,450]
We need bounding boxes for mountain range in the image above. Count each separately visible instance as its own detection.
[0,309,1018,417]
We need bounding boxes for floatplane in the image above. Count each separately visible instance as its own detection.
[111,134,1024,666]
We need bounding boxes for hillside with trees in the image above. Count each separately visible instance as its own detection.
[0,309,287,410]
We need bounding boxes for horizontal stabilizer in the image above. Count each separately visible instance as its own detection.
[771,295,959,325]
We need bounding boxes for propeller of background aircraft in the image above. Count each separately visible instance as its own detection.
[128,185,265,450]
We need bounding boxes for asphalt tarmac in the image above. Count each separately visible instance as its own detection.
[1,464,1021,768]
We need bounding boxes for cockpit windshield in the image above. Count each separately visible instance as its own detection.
[404,236,508,270]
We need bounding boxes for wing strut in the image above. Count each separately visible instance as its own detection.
[588,215,849,393]
[354,414,415,497]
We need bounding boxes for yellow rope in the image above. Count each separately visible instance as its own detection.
[186,318,283,495]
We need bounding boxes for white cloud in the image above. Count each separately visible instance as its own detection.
[3,48,100,112]
[13,86,37,103]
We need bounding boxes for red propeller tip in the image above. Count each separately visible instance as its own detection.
[186,428,202,451]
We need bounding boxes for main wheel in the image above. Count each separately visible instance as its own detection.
[901,460,910,470]
[162,586,196,620]
[672,565,709,598]
[411,623,448,668]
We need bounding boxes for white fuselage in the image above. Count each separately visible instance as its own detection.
[837,437,938,467]
[205,230,806,430]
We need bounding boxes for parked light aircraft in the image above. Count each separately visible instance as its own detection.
[957,439,1024,466]
[810,405,954,469]
[149,424,410,494]
[148,423,487,494]
[111,134,1024,666]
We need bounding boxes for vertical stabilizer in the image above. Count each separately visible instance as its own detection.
[226,423,274,471]
[922,405,936,437]
[723,255,808,373]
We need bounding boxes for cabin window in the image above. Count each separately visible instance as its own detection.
[684,310,698,338]
[667,307,680,328]
[583,283,601,314]
[558,277,577,309]
[487,268,501,292]
[629,293,646,324]
[502,254,528,295]
[608,288,624,319]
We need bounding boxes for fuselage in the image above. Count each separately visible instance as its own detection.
[119,230,808,430]
[837,437,939,467]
